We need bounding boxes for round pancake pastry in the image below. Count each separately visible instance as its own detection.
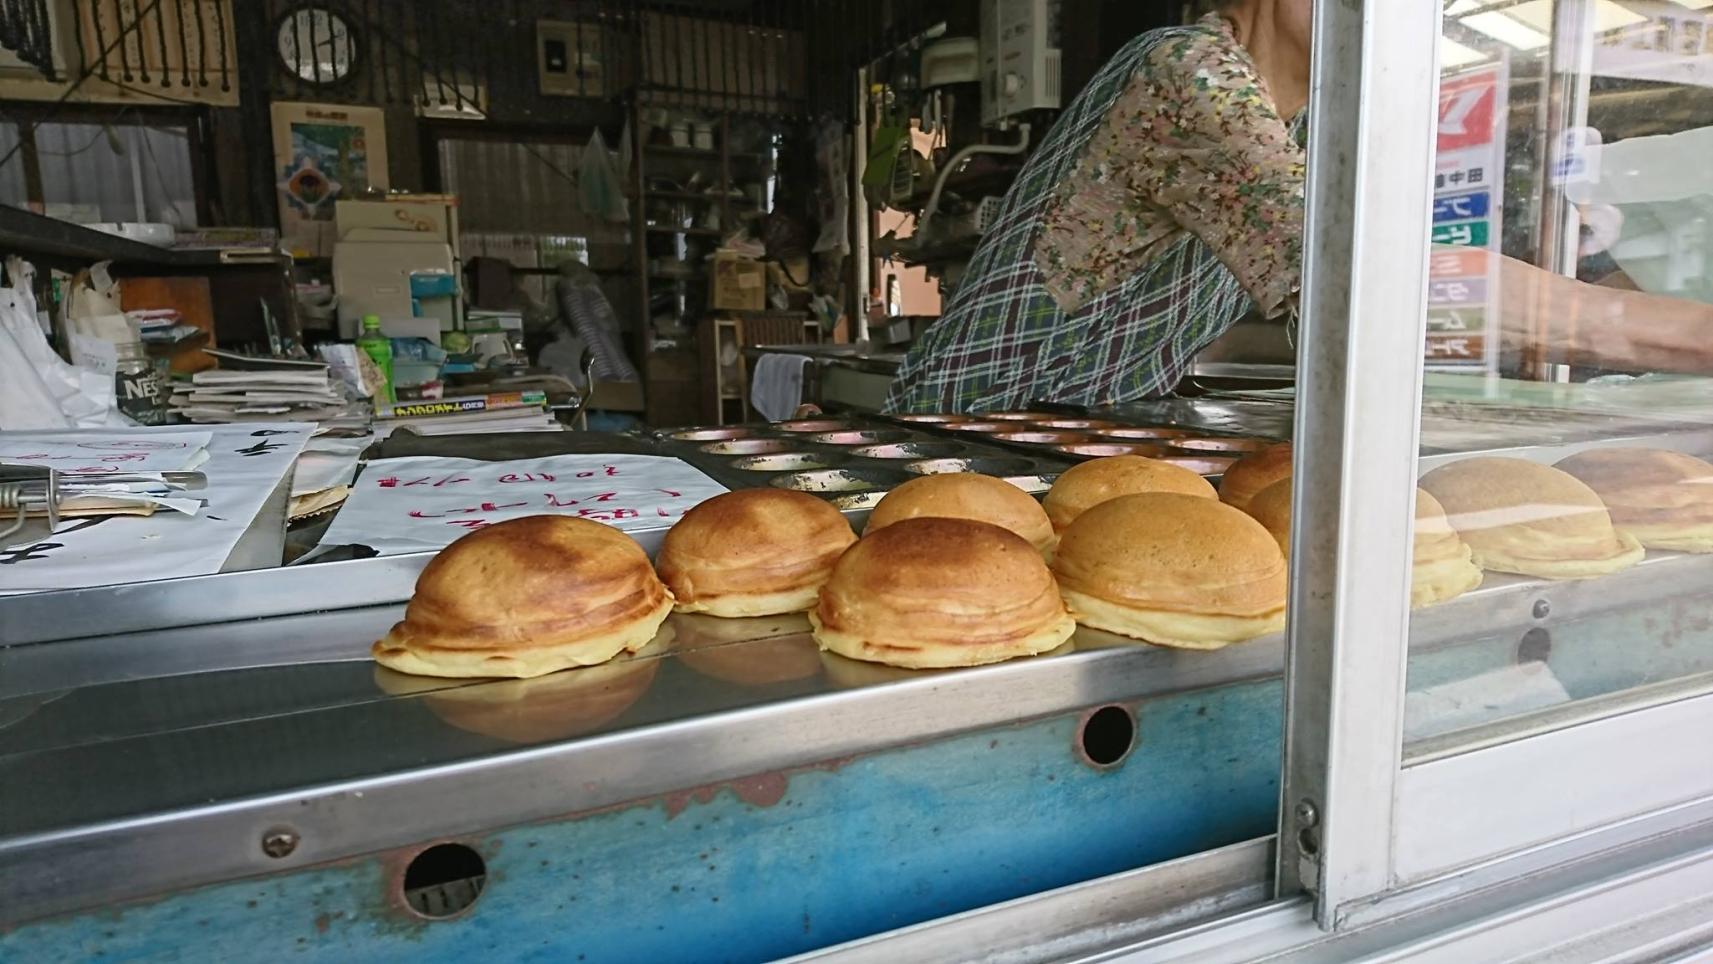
[657,488,856,617]
[865,472,1056,555]
[1410,488,1484,608]
[811,517,1075,669]
[373,515,674,679]
[1218,442,1292,512]
[1246,477,1292,558]
[1555,447,1713,552]
[1419,457,1643,580]
[373,637,666,743]
[1043,455,1216,532]
[1052,493,1287,650]
[674,612,824,686]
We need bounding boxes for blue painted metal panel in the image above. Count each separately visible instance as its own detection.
[2,680,1282,963]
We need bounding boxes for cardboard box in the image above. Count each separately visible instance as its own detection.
[709,255,766,311]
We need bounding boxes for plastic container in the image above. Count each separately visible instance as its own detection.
[355,314,394,405]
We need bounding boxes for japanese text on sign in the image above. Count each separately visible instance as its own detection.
[319,454,731,556]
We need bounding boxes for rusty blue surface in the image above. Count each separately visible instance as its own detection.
[3,679,1282,963]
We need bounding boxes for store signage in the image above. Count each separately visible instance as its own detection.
[1428,60,1507,373]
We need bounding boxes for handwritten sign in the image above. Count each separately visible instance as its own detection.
[0,423,310,594]
[319,454,730,556]
[0,430,212,475]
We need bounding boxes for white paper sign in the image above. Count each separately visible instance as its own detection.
[0,430,212,475]
[320,454,730,556]
[0,423,311,594]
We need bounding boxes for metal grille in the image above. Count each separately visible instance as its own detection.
[0,0,58,79]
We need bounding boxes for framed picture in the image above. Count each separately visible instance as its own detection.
[270,102,389,257]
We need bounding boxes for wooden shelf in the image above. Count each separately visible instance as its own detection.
[646,225,723,238]
[0,206,285,272]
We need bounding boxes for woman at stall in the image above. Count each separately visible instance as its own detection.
[883,0,1713,414]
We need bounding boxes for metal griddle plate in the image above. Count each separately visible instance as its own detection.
[5,545,1713,925]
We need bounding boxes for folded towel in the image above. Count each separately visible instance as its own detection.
[751,353,811,421]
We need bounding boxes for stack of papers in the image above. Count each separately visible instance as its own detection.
[288,431,373,520]
[170,367,351,423]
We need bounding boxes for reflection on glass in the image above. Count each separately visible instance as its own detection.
[1406,0,1713,748]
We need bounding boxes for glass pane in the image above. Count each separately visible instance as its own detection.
[33,122,198,227]
[1404,0,1713,752]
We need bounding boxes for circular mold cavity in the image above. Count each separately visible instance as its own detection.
[1051,442,1170,459]
[1157,455,1239,477]
[991,431,1093,445]
[731,452,841,471]
[776,419,855,433]
[809,429,912,445]
[1169,437,1273,454]
[905,456,1042,476]
[975,411,1057,421]
[1090,426,1192,441]
[671,426,758,441]
[947,421,1016,434]
[891,413,972,425]
[769,468,909,493]
[700,438,796,456]
[1030,418,1116,430]
[850,441,964,459]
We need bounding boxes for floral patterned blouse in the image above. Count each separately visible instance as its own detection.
[1034,13,1306,318]
[882,13,1306,414]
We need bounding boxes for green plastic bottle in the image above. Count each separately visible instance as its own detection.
[356,314,394,405]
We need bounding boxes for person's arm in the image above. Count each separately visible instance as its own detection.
[1498,254,1713,373]
[1122,32,1306,318]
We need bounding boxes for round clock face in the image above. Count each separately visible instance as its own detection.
[277,7,358,84]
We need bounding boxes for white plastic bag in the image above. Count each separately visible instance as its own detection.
[578,128,630,224]
[0,257,127,429]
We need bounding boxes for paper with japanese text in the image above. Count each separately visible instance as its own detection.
[0,430,212,475]
[319,454,730,555]
[0,423,311,594]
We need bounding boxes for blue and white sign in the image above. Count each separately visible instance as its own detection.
[1432,191,1491,224]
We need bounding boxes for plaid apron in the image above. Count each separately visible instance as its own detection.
[883,26,1282,415]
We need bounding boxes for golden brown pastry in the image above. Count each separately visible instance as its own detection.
[1052,493,1287,649]
[1419,457,1643,580]
[811,517,1075,668]
[1218,441,1293,512]
[1042,455,1217,532]
[1555,448,1713,552]
[1411,488,1484,607]
[865,473,1056,554]
[656,488,856,617]
[1246,477,1292,558]
[373,515,674,678]
[673,612,824,686]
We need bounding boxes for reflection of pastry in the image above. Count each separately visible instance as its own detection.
[819,639,1076,689]
[373,516,674,678]
[373,639,664,744]
[1411,489,1484,608]
[1245,478,1292,558]
[1043,455,1216,532]
[1053,493,1286,650]
[1420,457,1643,580]
[1218,442,1292,512]
[865,473,1056,554]
[673,612,823,686]
[812,518,1075,668]
[1556,448,1713,552]
[656,489,855,617]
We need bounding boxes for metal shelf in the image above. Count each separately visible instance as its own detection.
[0,206,282,271]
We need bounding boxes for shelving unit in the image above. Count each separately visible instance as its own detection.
[627,110,781,425]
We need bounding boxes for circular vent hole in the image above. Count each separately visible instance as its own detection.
[1518,627,1552,664]
[402,843,487,919]
[1079,705,1137,767]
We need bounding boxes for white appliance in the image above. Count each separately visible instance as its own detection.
[980,0,1062,125]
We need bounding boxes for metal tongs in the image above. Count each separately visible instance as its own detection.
[0,464,60,547]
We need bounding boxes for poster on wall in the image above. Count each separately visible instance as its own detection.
[1426,59,1508,374]
[270,102,389,259]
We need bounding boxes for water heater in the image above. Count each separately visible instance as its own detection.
[980,0,1062,125]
